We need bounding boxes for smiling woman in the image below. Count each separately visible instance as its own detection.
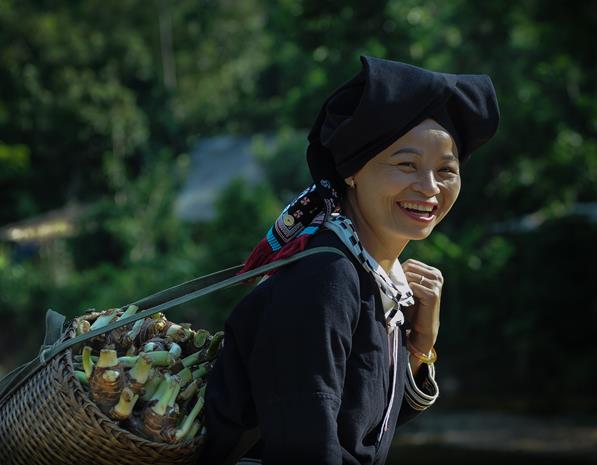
[200,55,500,465]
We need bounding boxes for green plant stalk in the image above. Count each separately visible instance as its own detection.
[176,367,193,387]
[149,374,172,403]
[182,350,202,368]
[110,387,139,420]
[174,387,206,441]
[206,331,224,359]
[117,304,139,321]
[168,342,182,360]
[167,377,182,408]
[76,319,91,336]
[178,379,198,401]
[97,349,118,368]
[151,376,177,416]
[166,324,187,342]
[127,318,145,340]
[74,370,89,385]
[144,350,172,366]
[141,371,163,401]
[90,309,118,331]
[118,351,171,368]
[192,362,211,381]
[82,345,94,378]
[177,412,188,428]
[117,352,133,364]
[129,353,152,384]
[183,421,201,441]
[143,341,159,352]
[193,330,210,349]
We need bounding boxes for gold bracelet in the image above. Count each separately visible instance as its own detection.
[406,341,437,364]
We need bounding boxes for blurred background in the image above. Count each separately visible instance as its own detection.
[0,0,596,462]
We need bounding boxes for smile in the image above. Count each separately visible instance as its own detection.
[396,201,438,223]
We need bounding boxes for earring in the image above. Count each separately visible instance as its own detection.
[348,178,355,188]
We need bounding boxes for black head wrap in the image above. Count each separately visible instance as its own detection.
[308,55,500,198]
[238,55,500,277]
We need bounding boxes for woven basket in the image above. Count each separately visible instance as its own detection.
[0,320,205,465]
[0,247,347,465]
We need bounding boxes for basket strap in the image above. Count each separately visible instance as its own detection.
[0,246,346,404]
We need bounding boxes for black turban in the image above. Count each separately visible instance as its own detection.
[307,55,500,195]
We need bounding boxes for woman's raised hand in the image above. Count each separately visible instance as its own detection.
[401,259,443,354]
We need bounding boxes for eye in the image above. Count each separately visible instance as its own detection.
[439,166,459,174]
[396,162,416,169]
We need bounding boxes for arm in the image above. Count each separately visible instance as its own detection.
[249,254,361,465]
[397,259,444,426]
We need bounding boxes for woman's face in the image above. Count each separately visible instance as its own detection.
[345,118,462,242]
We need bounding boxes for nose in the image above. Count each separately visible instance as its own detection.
[412,169,440,197]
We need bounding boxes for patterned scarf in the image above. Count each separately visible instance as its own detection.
[237,179,340,280]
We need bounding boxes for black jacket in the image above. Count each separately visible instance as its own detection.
[201,227,428,465]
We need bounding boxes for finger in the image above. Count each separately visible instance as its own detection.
[404,267,442,286]
[402,262,443,284]
[405,271,439,291]
[402,260,439,275]
[407,281,440,298]
[410,283,442,302]
[403,259,437,271]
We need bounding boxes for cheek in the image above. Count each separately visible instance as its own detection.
[376,170,413,199]
[447,180,461,202]
[440,179,461,212]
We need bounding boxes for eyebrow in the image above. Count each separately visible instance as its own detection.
[391,147,458,162]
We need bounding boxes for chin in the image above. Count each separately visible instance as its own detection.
[408,229,434,240]
[389,225,433,242]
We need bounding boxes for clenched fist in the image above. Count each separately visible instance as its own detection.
[401,258,443,355]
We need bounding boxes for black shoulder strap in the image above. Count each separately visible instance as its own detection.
[0,246,347,405]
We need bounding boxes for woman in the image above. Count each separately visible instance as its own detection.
[201,55,500,465]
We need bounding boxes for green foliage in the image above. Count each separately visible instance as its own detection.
[192,178,282,330]
[250,127,312,203]
[1,0,595,410]
[200,177,282,271]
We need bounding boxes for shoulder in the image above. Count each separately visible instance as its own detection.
[262,230,363,329]
[229,229,365,334]
[273,228,359,289]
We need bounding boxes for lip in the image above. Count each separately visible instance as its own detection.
[396,201,438,223]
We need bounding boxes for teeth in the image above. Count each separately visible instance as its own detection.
[399,202,435,212]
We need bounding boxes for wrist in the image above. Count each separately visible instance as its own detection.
[407,331,436,354]
[409,354,425,377]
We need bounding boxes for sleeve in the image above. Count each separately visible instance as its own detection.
[396,362,439,427]
[248,253,361,465]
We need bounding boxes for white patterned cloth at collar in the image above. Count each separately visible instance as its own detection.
[322,212,415,333]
